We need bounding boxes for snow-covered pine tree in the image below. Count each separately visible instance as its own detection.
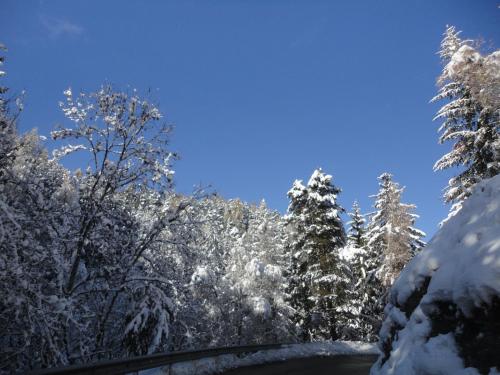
[358,223,385,342]
[366,173,425,287]
[284,179,311,340]
[431,26,500,219]
[347,201,366,248]
[360,173,426,340]
[336,201,368,340]
[286,168,348,341]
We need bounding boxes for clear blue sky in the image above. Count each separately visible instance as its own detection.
[1,0,498,239]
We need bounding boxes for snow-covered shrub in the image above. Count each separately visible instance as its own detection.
[371,175,500,375]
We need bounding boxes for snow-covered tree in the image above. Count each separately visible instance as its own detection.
[0,50,84,372]
[0,84,195,372]
[366,173,425,287]
[336,202,369,340]
[286,168,348,341]
[357,240,384,342]
[284,179,311,339]
[359,173,426,341]
[228,200,293,344]
[432,26,500,218]
[0,130,78,371]
[347,201,366,248]
[52,86,190,358]
[182,196,293,349]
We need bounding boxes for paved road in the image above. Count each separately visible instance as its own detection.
[221,355,378,375]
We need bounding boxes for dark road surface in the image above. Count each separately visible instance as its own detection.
[221,355,378,375]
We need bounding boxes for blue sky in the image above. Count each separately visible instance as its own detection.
[1,0,498,239]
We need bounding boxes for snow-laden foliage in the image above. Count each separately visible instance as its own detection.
[185,197,294,348]
[52,85,176,190]
[336,244,366,340]
[0,85,188,373]
[347,173,426,342]
[347,201,366,248]
[285,168,349,341]
[337,202,376,342]
[432,26,500,217]
[0,80,295,372]
[366,173,426,288]
[371,175,500,375]
[0,131,81,371]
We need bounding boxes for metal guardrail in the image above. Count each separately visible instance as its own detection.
[30,343,289,375]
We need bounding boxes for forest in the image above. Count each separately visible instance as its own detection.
[0,24,498,374]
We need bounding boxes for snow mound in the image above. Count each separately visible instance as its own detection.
[371,175,500,375]
[141,341,378,375]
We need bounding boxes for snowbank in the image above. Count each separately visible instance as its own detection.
[140,341,378,375]
[371,175,500,375]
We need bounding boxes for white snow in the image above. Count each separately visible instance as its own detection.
[445,45,481,79]
[443,43,500,110]
[140,341,378,375]
[51,144,86,159]
[372,175,500,375]
[190,266,215,286]
[244,258,265,278]
[287,179,306,199]
[249,296,271,318]
[339,245,365,262]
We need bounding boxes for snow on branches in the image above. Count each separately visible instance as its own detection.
[432,26,499,214]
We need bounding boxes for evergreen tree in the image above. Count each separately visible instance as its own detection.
[366,173,426,287]
[347,201,366,248]
[357,239,384,342]
[431,26,500,218]
[335,201,368,340]
[286,168,348,341]
[285,179,311,340]
[360,173,426,340]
